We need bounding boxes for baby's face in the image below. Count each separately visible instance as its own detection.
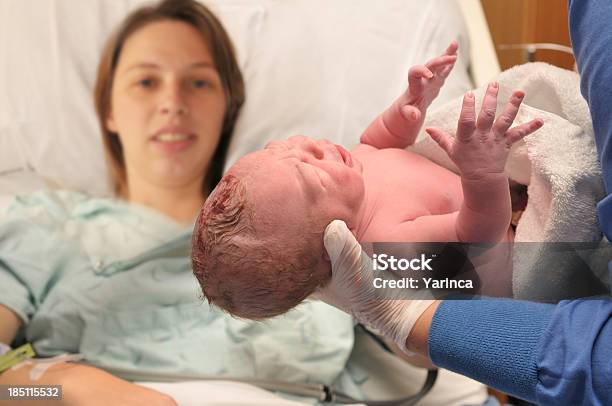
[194,136,366,318]
[231,135,365,244]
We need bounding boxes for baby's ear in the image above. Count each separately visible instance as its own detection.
[322,249,330,262]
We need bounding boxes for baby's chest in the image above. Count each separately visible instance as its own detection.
[359,148,463,218]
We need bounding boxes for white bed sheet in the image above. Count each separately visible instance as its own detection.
[138,381,324,406]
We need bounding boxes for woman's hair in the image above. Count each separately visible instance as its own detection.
[94,0,245,197]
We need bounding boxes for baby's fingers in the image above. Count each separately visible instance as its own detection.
[445,40,458,56]
[425,55,457,73]
[426,127,454,155]
[505,119,544,144]
[476,82,499,132]
[457,92,476,141]
[428,41,458,78]
[408,65,432,93]
[423,41,457,71]
[492,90,525,139]
[439,62,455,79]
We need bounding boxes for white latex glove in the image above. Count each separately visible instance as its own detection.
[316,220,437,354]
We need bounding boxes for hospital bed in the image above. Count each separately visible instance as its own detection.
[0,0,499,404]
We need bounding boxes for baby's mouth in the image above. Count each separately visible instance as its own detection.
[334,144,353,167]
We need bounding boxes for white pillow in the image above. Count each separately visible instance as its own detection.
[0,0,471,196]
[225,0,473,169]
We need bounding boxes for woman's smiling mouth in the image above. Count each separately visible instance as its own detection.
[151,127,197,152]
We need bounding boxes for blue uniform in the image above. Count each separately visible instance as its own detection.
[428,0,612,404]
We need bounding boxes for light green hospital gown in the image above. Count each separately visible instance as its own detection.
[0,190,355,387]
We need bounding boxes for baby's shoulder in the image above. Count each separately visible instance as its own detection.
[352,143,417,162]
[351,143,377,157]
[352,143,407,160]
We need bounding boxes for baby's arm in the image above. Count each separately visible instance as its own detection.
[425,83,543,242]
[360,42,457,150]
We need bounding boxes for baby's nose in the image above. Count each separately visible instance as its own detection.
[292,136,325,159]
[317,140,341,159]
[307,143,325,160]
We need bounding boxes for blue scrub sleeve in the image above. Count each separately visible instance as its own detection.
[537,299,612,404]
[569,0,612,240]
[429,299,554,402]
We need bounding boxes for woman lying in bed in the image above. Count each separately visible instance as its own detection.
[0,1,354,404]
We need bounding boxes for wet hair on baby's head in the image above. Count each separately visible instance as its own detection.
[192,173,328,319]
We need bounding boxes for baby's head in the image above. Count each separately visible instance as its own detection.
[192,135,364,319]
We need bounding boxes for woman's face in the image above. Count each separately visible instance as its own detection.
[107,19,226,195]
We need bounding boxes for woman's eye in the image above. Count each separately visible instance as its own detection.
[192,79,209,89]
[138,78,156,89]
[138,78,155,88]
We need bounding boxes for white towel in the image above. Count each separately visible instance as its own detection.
[411,62,609,300]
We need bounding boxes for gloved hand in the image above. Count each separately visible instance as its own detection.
[315,220,438,354]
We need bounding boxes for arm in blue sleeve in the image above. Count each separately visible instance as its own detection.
[429,299,554,403]
[536,299,612,404]
[569,0,612,239]
[430,299,612,404]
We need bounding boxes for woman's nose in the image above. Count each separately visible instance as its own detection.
[159,84,189,116]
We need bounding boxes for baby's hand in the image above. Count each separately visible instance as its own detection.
[360,42,457,149]
[398,42,458,125]
[425,82,544,181]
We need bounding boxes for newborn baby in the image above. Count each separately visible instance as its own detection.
[192,43,543,319]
